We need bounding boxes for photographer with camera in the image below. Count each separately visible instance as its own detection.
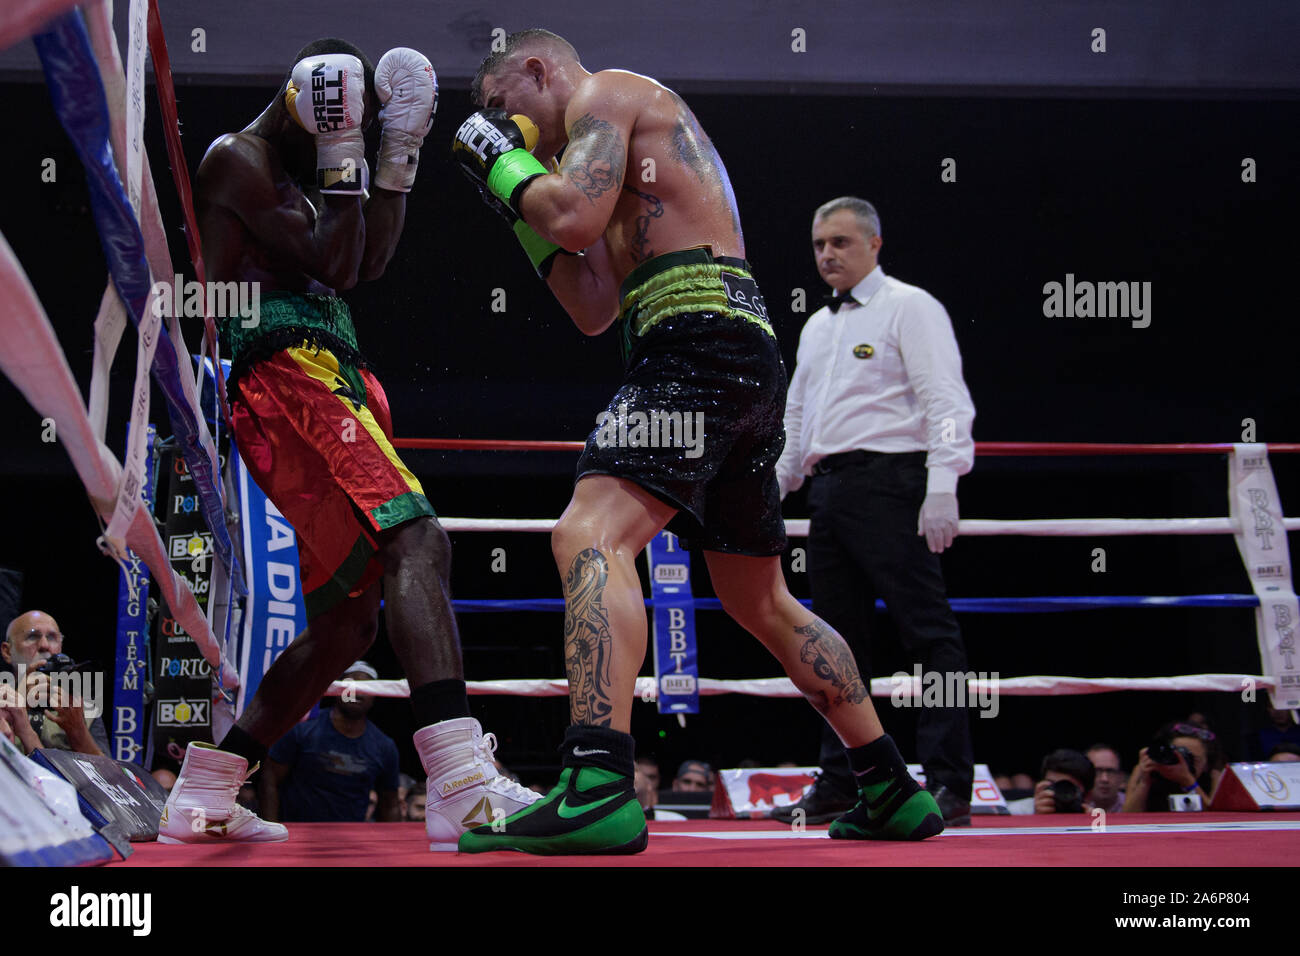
[1005,749,1095,814]
[1030,749,1095,814]
[1,611,108,756]
[1124,721,1221,811]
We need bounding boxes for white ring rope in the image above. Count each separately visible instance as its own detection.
[438,517,1300,536]
[326,674,1275,700]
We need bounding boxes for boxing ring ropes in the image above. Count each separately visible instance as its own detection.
[322,438,1300,714]
[3,0,1296,727]
[4,0,1300,867]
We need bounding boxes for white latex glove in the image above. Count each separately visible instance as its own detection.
[918,491,959,553]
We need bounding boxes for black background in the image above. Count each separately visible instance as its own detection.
[1,75,1296,787]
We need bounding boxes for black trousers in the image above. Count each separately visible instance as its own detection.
[806,451,974,796]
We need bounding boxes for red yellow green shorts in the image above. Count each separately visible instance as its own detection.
[230,344,434,619]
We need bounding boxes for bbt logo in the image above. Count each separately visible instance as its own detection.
[1275,604,1296,668]
[1247,488,1276,550]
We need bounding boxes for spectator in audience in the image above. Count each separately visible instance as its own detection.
[260,661,401,822]
[396,772,417,819]
[2,610,109,756]
[405,784,427,820]
[997,772,1036,800]
[1124,721,1222,811]
[635,765,686,820]
[1005,749,1095,815]
[1249,704,1300,761]
[1268,743,1300,763]
[1085,743,1125,814]
[672,760,714,792]
[636,756,662,795]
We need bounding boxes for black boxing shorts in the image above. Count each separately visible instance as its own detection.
[576,249,788,556]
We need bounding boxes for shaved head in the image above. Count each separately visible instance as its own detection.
[3,610,62,667]
[472,29,580,106]
[6,610,58,643]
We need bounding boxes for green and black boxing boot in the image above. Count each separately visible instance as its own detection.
[829,734,945,841]
[457,725,648,855]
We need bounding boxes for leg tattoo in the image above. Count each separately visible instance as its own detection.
[796,620,868,710]
[563,548,616,726]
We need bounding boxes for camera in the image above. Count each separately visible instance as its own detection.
[1050,779,1084,813]
[1148,739,1194,768]
[33,654,84,675]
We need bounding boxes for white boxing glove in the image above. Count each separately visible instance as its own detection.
[373,47,437,192]
[286,53,368,195]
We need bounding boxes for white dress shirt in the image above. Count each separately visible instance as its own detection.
[777,266,975,498]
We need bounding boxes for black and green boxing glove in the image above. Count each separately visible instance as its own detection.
[452,109,565,276]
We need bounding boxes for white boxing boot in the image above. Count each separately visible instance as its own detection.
[416,717,541,851]
[157,742,288,844]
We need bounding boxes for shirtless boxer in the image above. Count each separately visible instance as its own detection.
[451,29,943,854]
[160,38,536,850]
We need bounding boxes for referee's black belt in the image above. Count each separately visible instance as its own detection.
[811,449,924,475]
[812,450,875,475]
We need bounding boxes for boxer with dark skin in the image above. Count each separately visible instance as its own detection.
[160,39,536,848]
[453,29,944,854]
[195,54,447,741]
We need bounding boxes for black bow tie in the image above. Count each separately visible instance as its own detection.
[825,294,858,314]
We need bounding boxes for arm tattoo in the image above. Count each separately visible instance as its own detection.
[563,113,625,203]
[795,620,868,709]
[623,185,664,263]
[671,99,742,239]
[563,548,615,726]
[671,119,713,184]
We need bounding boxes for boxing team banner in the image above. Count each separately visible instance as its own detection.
[151,445,220,768]
[1229,444,1300,710]
[230,441,308,718]
[647,530,699,714]
[111,423,155,765]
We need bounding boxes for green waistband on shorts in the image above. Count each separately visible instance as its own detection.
[617,249,774,360]
[221,291,360,371]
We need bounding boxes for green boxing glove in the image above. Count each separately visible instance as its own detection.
[452,109,546,213]
[453,109,567,276]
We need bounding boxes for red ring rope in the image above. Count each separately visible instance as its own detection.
[391,439,1300,455]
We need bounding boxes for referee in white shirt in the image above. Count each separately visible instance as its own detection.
[771,197,976,827]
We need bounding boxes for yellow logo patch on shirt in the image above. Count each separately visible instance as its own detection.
[852,343,875,359]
